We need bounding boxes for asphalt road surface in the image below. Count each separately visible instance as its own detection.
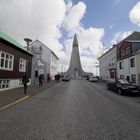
[0,78,140,140]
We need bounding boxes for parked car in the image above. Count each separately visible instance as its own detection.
[106,78,140,95]
[62,75,70,82]
[89,76,98,82]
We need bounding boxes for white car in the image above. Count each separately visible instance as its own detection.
[89,76,98,82]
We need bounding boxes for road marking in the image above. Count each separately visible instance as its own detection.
[0,95,30,112]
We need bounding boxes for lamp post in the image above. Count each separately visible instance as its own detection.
[24,38,32,77]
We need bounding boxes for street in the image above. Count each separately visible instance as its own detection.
[0,78,140,140]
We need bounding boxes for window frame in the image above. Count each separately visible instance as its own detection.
[130,57,135,67]
[131,74,136,83]
[0,80,10,89]
[119,61,124,69]
[0,51,14,71]
[19,58,26,72]
[120,75,125,79]
[120,49,125,58]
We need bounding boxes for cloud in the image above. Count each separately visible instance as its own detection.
[129,1,140,27]
[61,26,104,73]
[0,0,66,49]
[57,1,105,73]
[0,0,105,73]
[77,27,105,59]
[113,0,121,6]
[63,1,86,33]
[81,56,99,74]
[111,31,132,45]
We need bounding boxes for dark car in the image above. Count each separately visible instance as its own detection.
[62,75,70,82]
[106,79,140,95]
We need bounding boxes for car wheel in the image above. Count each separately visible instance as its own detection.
[118,88,123,95]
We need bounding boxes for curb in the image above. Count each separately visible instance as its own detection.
[0,96,30,112]
[0,81,58,112]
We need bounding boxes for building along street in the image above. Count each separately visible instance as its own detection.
[0,78,140,139]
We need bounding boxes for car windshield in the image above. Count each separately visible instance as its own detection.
[91,76,97,78]
[108,79,115,83]
[118,79,129,84]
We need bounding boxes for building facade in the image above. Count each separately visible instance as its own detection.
[99,31,140,82]
[117,40,140,84]
[31,56,45,84]
[135,50,140,84]
[0,32,33,91]
[50,52,59,79]
[29,40,59,80]
[99,45,117,81]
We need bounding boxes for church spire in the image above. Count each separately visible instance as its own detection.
[73,34,78,47]
[66,34,85,77]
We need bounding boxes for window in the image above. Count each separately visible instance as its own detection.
[126,47,130,56]
[0,80,9,89]
[0,51,14,70]
[120,49,125,58]
[138,74,140,84]
[19,79,23,85]
[34,70,38,77]
[119,61,124,69]
[120,75,124,79]
[118,79,129,84]
[39,46,42,51]
[19,58,26,72]
[120,47,131,58]
[131,74,136,83]
[130,58,135,67]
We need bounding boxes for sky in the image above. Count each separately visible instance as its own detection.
[0,0,140,74]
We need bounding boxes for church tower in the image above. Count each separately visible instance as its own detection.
[67,34,85,77]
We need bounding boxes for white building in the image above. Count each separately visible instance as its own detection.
[31,56,45,84]
[50,51,59,79]
[29,40,59,80]
[99,31,140,82]
[136,50,140,84]
[117,40,140,84]
[99,45,117,81]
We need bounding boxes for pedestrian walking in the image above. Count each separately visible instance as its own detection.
[54,74,57,81]
[58,74,60,82]
[22,74,29,94]
[39,74,43,86]
[54,74,60,82]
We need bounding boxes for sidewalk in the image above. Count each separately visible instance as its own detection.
[0,80,57,110]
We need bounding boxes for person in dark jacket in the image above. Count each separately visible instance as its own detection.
[39,74,43,86]
[22,74,29,94]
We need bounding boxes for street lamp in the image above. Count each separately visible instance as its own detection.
[24,38,32,77]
